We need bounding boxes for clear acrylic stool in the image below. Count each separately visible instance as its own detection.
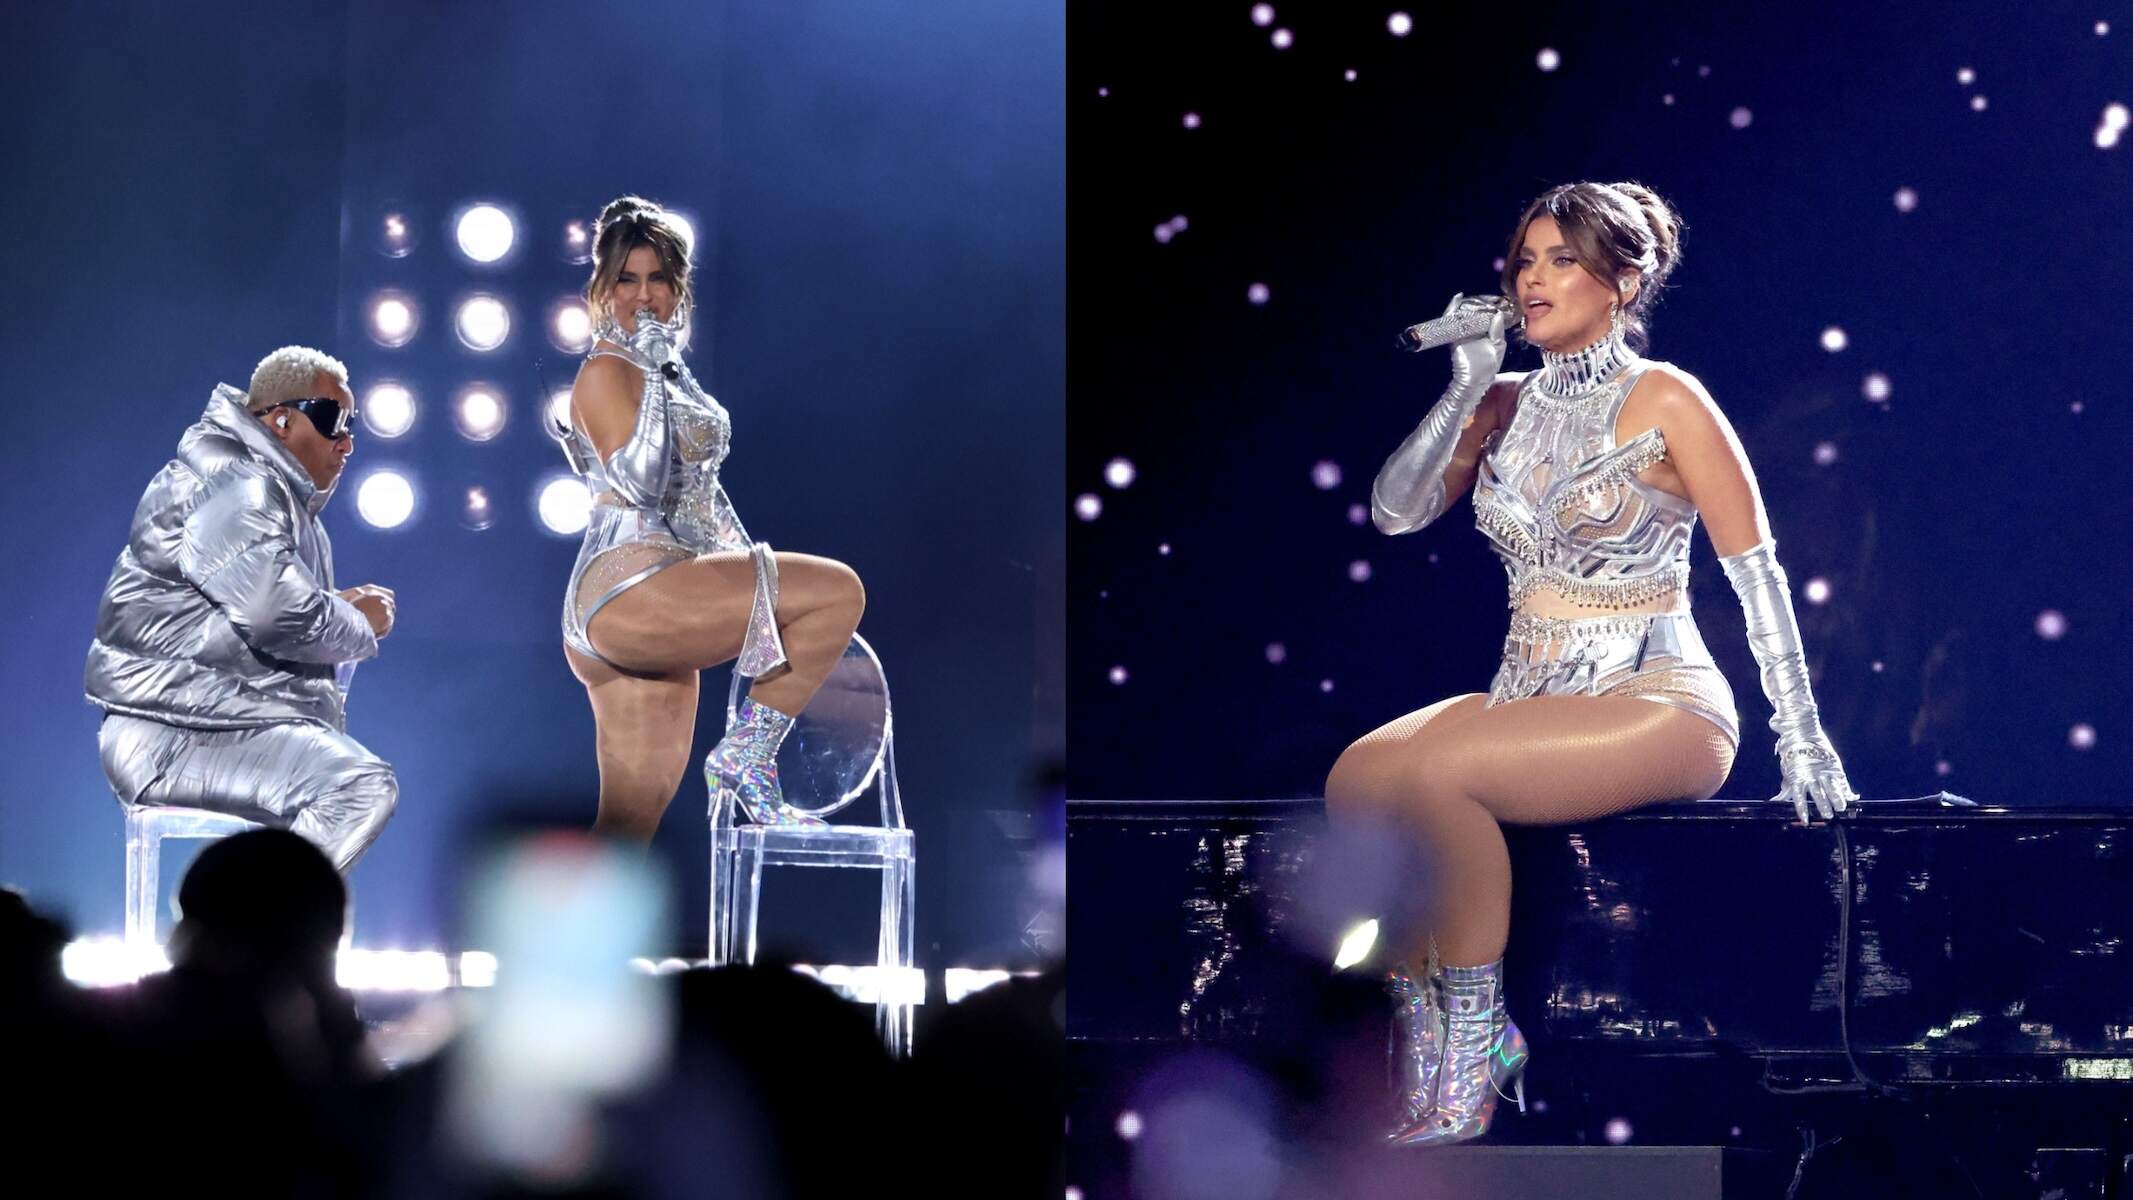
[708,633,916,1056]
[124,805,265,951]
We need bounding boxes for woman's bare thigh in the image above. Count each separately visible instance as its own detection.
[1429,694,1736,825]
[584,550,862,676]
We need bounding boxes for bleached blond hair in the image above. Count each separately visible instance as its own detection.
[246,346,349,411]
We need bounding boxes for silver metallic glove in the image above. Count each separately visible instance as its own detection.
[600,309,679,508]
[1719,541,1858,823]
[1371,294,1509,534]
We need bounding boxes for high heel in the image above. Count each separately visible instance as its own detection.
[1387,957,1528,1147]
[704,696,825,827]
[1384,942,1447,1138]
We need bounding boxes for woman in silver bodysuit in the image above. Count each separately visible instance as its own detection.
[1324,182,1858,1146]
[554,195,865,839]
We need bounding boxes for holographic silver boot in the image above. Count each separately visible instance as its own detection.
[1385,946,1447,1140]
[705,696,823,828]
[1387,958,1528,1147]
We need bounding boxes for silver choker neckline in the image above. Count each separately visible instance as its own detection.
[1533,329,1638,400]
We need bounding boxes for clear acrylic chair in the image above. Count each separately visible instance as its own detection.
[124,805,265,952]
[708,632,916,1055]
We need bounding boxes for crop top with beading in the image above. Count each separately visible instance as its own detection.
[1471,359,1698,610]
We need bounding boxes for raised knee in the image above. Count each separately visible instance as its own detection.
[837,562,865,620]
[1324,741,1379,818]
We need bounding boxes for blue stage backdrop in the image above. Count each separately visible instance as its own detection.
[1068,3,2130,806]
[0,0,1063,969]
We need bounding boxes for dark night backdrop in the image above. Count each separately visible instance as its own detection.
[1068,2,2131,807]
[0,1,1063,968]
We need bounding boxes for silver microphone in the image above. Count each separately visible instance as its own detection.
[1395,295,1515,353]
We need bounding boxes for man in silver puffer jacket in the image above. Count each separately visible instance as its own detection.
[86,347,399,871]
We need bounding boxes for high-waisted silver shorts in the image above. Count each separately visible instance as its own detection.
[1484,611,1740,748]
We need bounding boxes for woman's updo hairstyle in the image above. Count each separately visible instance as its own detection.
[583,195,695,325]
[1497,181,1684,351]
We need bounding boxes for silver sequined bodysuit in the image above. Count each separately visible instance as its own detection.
[1471,358,1739,745]
[554,344,783,670]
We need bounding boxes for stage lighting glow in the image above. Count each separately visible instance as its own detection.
[369,293,417,347]
[1970,94,1988,112]
[550,299,592,353]
[2099,20,2111,35]
[1116,1110,1144,1141]
[1537,48,1560,72]
[1862,372,1892,402]
[1311,460,1341,489]
[1250,3,1273,25]
[1320,679,1334,693]
[1348,560,1372,583]
[1247,282,1270,304]
[1663,93,1676,106]
[1388,12,1412,36]
[1345,69,1358,82]
[1075,493,1102,521]
[1158,542,1172,555]
[455,295,511,352]
[338,949,452,992]
[455,203,515,263]
[2100,125,2125,150]
[1935,760,1952,776]
[462,486,494,531]
[1605,1117,1634,1145]
[1271,27,1292,49]
[1820,326,1848,352]
[1813,441,1839,466]
[2036,609,2068,640]
[548,387,574,432]
[790,964,925,1005]
[1104,457,1137,488]
[537,475,593,536]
[1803,576,1831,604]
[1333,919,1378,969]
[1109,665,1128,685]
[1265,642,1286,664]
[942,969,1018,1004]
[1183,112,1201,129]
[666,211,697,254]
[355,471,416,529]
[563,219,591,264]
[1155,223,1176,244]
[364,383,416,438]
[1893,186,1919,212]
[2071,724,2097,750]
[380,212,413,258]
[1956,66,1976,85]
[1348,503,1368,524]
[460,951,498,988]
[455,387,507,441]
[1872,660,1885,673]
[1730,107,1754,129]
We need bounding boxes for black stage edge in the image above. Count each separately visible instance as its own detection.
[1067,797,2133,1199]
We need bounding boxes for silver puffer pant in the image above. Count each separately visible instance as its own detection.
[98,714,397,872]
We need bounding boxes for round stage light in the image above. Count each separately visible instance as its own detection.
[550,299,592,353]
[455,295,510,352]
[355,470,416,529]
[379,211,415,258]
[454,386,507,442]
[364,383,416,439]
[1104,457,1136,488]
[462,486,495,531]
[537,475,593,536]
[455,203,516,263]
[369,292,418,348]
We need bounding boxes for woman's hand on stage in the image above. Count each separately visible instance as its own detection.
[340,584,396,638]
[1775,734,1857,824]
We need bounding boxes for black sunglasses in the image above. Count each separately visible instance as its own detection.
[261,397,354,440]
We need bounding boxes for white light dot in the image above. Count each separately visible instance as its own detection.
[1311,460,1342,490]
[454,204,515,264]
[1271,27,1293,49]
[462,486,494,531]
[1347,503,1368,525]
[1731,1126,1743,1138]
[1344,68,1358,82]
[2071,401,2085,413]
[1820,326,1848,352]
[1109,666,1129,686]
[1183,112,1201,129]
[1075,493,1102,521]
[551,301,591,353]
[1862,372,1892,402]
[1348,560,1372,582]
[2099,125,2124,150]
[1697,64,1710,77]
[1956,67,1976,86]
[1491,256,1506,272]
[1097,86,1109,97]
[1729,106,1753,129]
[370,294,417,347]
[1893,186,1919,212]
[1251,3,1274,26]
[1247,282,1271,305]
[2102,103,2128,128]
[1116,1110,1143,1140]
[1663,93,1676,106]
[1265,642,1287,664]
[455,387,507,442]
[1812,441,1838,466]
[1104,458,1137,488]
[364,383,415,439]
[1871,661,1885,673]
[2098,20,2111,35]
[2070,723,2097,750]
[1158,542,1172,556]
[455,295,511,352]
[1970,94,1988,111]
[1605,1117,1634,1145]
[1068,1190,1085,1200]
[1935,759,1953,776]
[1387,12,1412,36]
[537,475,592,536]
[355,471,416,530]
[1155,224,1176,244]
[1169,215,1190,233]
[2035,609,2068,640]
[1320,679,1335,693]
[1537,47,1561,72]
[1803,576,1831,604]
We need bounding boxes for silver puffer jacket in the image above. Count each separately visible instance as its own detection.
[85,385,377,731]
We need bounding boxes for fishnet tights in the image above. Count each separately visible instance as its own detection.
[1325,691,1735,967]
